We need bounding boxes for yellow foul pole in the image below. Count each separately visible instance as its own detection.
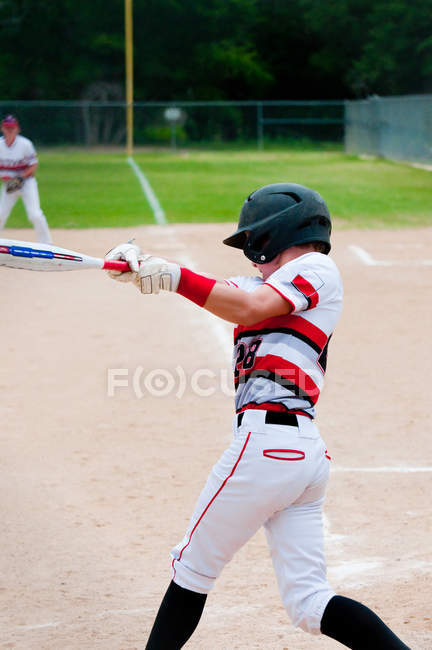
[125,0,134,156]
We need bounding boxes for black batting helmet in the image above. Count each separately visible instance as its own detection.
[223,182,332,263]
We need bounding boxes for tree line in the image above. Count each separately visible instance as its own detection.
[1,0,431,102]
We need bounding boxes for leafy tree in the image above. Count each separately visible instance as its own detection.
[298,0,432,97]
[297,0,376,97]
[133,0,272,100]
[253,0,330,99]
[0,0,430,101]
[0,0,124,99]
[349,0,432,95]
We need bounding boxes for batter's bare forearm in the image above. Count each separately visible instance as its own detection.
[203,282,292,325]
[102,245,290,324]
[203,283,255,325]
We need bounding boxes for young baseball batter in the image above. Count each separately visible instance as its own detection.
[0,114,52,244]
[107,183,410,649]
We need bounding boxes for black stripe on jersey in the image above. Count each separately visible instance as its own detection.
[234,370,315,406]
[291,282,311,309]
[234,327,322,354]
[317,335,331,372]
[237,400,313,418]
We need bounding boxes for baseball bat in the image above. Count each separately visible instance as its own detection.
[0,238,131,272]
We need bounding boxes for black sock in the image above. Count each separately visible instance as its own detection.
[321,595,411,649]
[145,581,207,649]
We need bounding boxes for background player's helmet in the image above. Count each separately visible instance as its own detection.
[223,182,332,263]
[1,114,19,128]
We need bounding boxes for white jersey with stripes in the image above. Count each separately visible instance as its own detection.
[227,252,343,419]
[0,135,38,179]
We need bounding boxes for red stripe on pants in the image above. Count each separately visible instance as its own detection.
[172,432,252,579]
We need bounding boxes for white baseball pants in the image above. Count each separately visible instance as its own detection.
[0,177,52,243]
[171,410,335,635]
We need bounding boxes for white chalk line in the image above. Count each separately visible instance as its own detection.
[127,159,232,362]
[127,156,167,225]
[12,561,432,634]
[349,244,378,266]
[349,244,432,267]
[408,162,432,172]
[146,225,232,361]
[323,512,346,545]
[332,465,432,473]
[10,514,429,635]
[9,608,153,633]
[177,250,233,363]
[16,621,62,631]
[385,243,425,248]
[323,512,432,592]
[328,559,384,583]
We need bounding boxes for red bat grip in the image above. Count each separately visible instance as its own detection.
[102,260,132,272]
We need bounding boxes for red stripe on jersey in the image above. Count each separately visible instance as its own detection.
[234,313,327,350]
[292,274,319,308]
[0,163,32,171]
[237,402,294,413]
[285,314,327,348]
[237,354,320,404]
[236,402,313,418]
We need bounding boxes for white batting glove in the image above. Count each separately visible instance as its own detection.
[134,255,181,294]
[105,240,141,282]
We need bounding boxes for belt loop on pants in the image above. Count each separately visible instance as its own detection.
[237,410,298,428]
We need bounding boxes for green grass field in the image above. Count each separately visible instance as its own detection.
[5,149,432,229]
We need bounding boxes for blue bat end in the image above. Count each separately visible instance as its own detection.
[9,246,54,260]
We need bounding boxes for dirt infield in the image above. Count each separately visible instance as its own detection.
[1,224,431,649]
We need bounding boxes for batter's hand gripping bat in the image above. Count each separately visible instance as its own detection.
[0,238,131,272]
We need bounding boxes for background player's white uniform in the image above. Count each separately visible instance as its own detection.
[0,134,52,243]
[171,252,344,634]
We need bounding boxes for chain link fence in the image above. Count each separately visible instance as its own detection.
[345,94,432,163]
[0,100,344,150]
[2,96,430,163]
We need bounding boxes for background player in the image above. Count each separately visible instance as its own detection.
[0,114,51,244]
[106,183,410,649]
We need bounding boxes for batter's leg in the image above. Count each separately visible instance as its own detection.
[145,581,207,650]
[265,500,410,647]
[320,595,411,649]
[0,185,19,232]
[264,496,336,635]
[148,429,331,647]
[146,432,266,649]
[170,431,268,594]
[21,177,52,243]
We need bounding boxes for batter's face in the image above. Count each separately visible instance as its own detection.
[243,230,282,280]
[251,244,318,280]
[252,254,282,281]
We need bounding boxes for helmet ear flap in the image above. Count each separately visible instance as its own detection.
[251,231,270,252]
[245,230,276,263]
